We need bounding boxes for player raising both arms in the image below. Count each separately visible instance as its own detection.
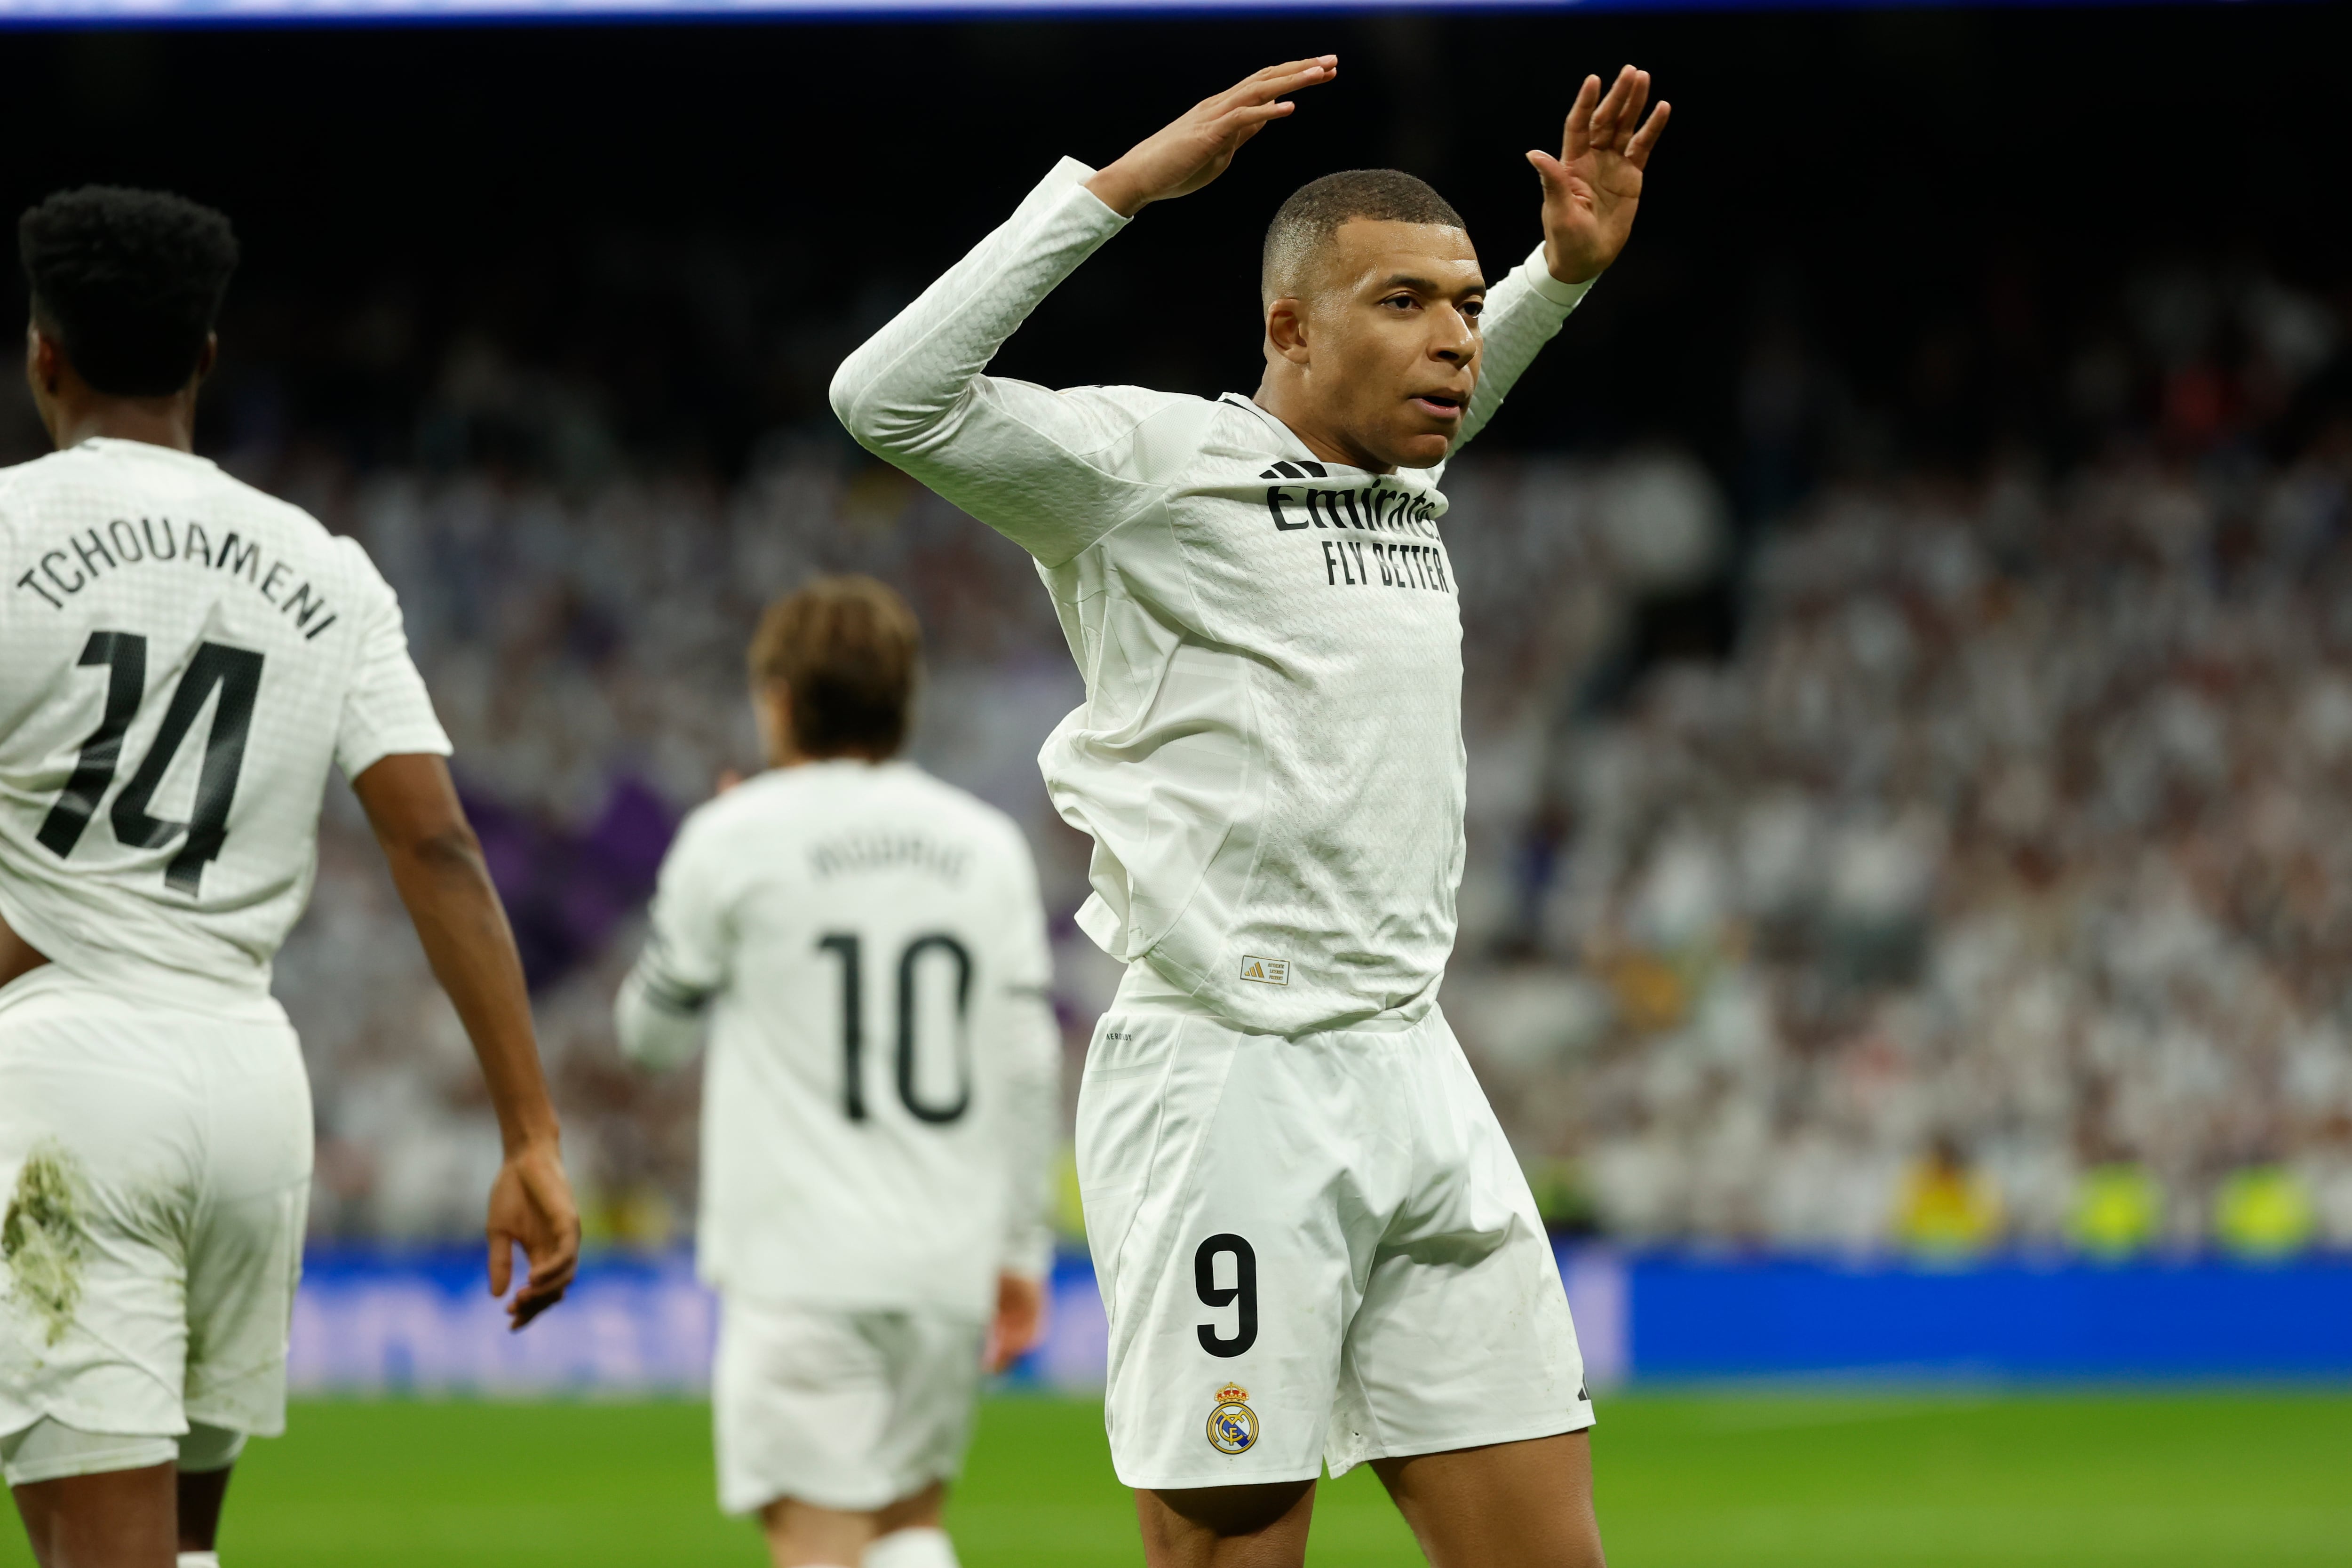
[0,189,579,1568]
[616,578,1060,1568]
[832,56,1666,1568]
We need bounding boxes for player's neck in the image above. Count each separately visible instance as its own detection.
[765,749,891,771]
[46,397,199,454]
[1248,383,1394,476]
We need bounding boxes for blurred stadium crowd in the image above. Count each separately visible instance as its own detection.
[7,242,2347,1263]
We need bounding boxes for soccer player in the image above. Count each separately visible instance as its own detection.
[615,576,1060,1568]
[0,189,580,1568]
[830,56,1668,1568]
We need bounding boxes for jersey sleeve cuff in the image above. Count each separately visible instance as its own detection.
[1045,155,1128,231]
[337,730,454,782]
[1517,244,1597,311]
[1001,1229,1055,1281]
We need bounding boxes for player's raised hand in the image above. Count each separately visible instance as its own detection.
[1085,56,1338,218]
[1530,65,1671,285]
[487,1138,581,1330]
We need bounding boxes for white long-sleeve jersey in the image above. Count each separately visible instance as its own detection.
[0,438,448,1010]
[831,159,1590,1034]
[615,760,1060,1313]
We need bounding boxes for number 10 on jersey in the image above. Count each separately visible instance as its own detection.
[815,931,975,1125]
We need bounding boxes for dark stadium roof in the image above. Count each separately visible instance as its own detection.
[0,0,2265,30]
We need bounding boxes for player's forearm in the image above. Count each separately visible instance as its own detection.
[998,992,1062,1277]
[353,755,562,1155]
[1454,248,1597,453]
[828,158,1127,460]
[387,830,561,1154]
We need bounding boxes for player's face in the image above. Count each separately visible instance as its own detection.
[1288,220,1485,471]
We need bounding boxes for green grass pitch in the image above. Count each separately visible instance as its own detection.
[6,1392,2348,1565]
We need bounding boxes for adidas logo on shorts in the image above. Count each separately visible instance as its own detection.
[1238,955,1289,986]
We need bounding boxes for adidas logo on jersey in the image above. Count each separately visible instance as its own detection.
[1258,461,1329,480]
[1239,956,1290,986]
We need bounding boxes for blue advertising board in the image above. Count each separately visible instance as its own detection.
[290,1243,2352,1395]
[1627,1253,2352,1382]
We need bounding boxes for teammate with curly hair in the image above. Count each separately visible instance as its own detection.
[0,187,580,1568]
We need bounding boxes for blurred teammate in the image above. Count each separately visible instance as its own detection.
[0,188,580,1568]
[833,57,1666,1568]
[616,577,1060,1568]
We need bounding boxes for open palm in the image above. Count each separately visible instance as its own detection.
[1531,65,1671,285]
[1086,57,1338,219]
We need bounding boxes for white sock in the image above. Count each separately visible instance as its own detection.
[178,1554,222,1568]
[864,1526,958,1568]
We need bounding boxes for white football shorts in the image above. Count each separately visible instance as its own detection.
[712,1296,986,1515]
[0,968,311,1466]
[1077,989,1593,1491]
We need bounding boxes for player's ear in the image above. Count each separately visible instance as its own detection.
[26,324,58,394]
[1266,297,1312,365]
[191,332,219,388]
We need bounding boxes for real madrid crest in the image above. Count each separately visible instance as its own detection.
[1206,1382,1258,1454]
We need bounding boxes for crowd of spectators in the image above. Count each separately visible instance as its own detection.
[1494,430,2352,1255]
[8,248,2347,1261]
[1476,261,2352,1256]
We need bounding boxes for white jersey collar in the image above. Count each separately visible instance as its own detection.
[69,435,221,472]
[1216,394,1441,495]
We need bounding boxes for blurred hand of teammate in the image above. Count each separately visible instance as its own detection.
[985,1271,1049,1373]
[1531,64,1672,285]
[1085,57,1338,218]
[488,1139,581,1330]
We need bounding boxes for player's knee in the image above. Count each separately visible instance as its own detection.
[863,1524,959,1568]
[177,1422,247,1474]
[1145,1478,1315,1539]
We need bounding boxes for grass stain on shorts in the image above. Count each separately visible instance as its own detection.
[3,1141,88,1346]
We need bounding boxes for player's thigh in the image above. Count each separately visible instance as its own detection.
[1136,1477,1317,1568]
[0,1012,206,1442]
[872,1311,986,1496]
[7,1453,178,1568]
[182,1024,312,1440]
[1327,1026,1592,1478]
[712,1297,905,1517]
[1373,1430,1603,1568]
[1077,1011,1388,1493]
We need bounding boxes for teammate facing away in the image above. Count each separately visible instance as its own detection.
[832,56,1668,1568]
[615,577,1061,1568]
[0,189,580,1568]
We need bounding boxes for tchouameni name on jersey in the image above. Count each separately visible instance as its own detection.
[13,515,345,640]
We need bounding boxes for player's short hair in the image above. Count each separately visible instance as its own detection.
[18,186,239,398]
[1261,169,1465,304]
[748,575,922,759]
